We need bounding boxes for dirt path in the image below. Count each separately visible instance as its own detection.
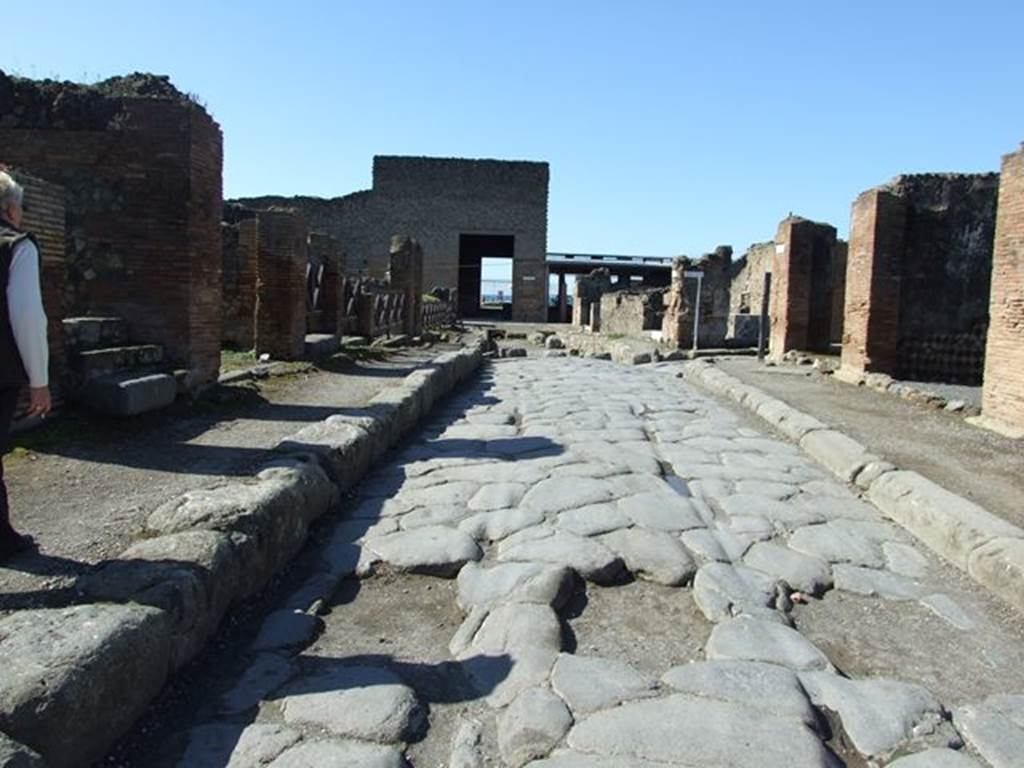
[0,346,453,612]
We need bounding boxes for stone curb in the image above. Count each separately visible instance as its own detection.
[0,340,487,768]
[680,359,1024,617]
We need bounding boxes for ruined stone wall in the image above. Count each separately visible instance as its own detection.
[662,247,732,348]
[231,155,550,322]
[728,241,774,344]
[841,174,998,383]
[255,210,307,360]
[221,213,258,350]
[830,240,848,344]
[572,268,613,329]
[0,72,224,388]
[598,289,665,336]
[981,146,1024,433]
[307,232,342,335]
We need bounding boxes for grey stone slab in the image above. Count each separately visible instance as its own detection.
[566,693,838,768]
[691,562,779,623]
[616,491,705,532]
[832,564,925,601]
[551,654,659,715]
[251,610,321,654]
[968,537,1024,616]
[883,541,930,578]
[789,522,886,568]
[521,477,619,514]
[80,372,177,417]
[791,494,881,522]
[743,542,833,595]
[598,528,696,586]
[735,480,799,499]
[798,672,945,760]
[954,694,1024,768]
[463,603,563,657]
[886,749,982,767]
[449,717,484,768]
[686,478,734,501]
[456,561,573,611]
[497,528,625,584]
[706,616,833,671]
[725,515,775,540]
[363,525,482,577]
[498,687,573,767]
[919,593,976,630]
[556,503,631,537]
[399,504,474,530]
[468,482,528,511]
[0,733,45,768]
[720,494,826,530]
[220,653,298,714]
[466,647,558,709]
[392,480,481,510]
[459,507,546,542]
[268,740,407,768]
[680,528,730,562]
[177,723,301,768]
[279,664,424,742]
[661,660,817,726]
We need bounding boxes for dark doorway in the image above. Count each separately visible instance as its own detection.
[458,234,515,319]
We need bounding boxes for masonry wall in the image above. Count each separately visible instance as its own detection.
[981,146,1024,433]
[255,210,308,360]
[727,241,773,344]
[769,217,838,357]
[599,289,665,336]
[841,174,998,383]
[231,155,551,322]
[222,215,258,350]
[307,232,342,335]
[0,72,224,389]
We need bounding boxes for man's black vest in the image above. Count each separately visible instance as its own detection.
[0,221,37,387]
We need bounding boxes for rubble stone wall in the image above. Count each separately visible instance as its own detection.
[598,288,666,336]
[221,214,258,350]
[255,210,307,360]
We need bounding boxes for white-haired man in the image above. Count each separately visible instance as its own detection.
[0,170,49,560]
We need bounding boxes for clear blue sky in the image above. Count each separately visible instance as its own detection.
[6,1,1023,258]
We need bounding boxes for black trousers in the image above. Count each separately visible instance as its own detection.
[0,385,19,539]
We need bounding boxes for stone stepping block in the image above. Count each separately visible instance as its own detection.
[497,528,625,584]
[832,564,925,601]
[706,616,833,671]
[954,693,1024,768]
[498,686,574,767]
[550,653,659,715]
[661,660,817,728]
[799,672,946,761]
[565,693,837,768]
[616,491,705,532]
[456,561,574,611]
[278,663,424,743]
[743,541,833,596]
[268,739,407,767]
[598,528,696,586]
[788,521,887,568]
[691,562,779,623]
[362,525,482,577]
[458,603,563,657]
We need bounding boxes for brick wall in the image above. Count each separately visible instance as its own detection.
[388,236,424,336]
[231,154,551,322]
[222,215,258,349]
[830,240,848,344]
[10,170,66,418]
[255,210,307,360]
[981,145,1024,432]
[0,73,224,389]
[307,232,342,335]
[769,217,838,357]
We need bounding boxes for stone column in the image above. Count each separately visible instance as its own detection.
[388,235,424,337]
[254,209,308,360]
[839,190,906,378]
[661,257,691,348]
[977,145,1024,437]
[558,272,568,323]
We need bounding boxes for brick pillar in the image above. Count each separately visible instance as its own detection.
[254,210,307,360]
[236,218,258,349]
[388,235,424,336]
[839,189,906,378]
[978,145,1024,436]
[769,218,809,357]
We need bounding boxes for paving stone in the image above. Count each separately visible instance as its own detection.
[363,525,482,577]
[449,717,484,768]
[886,749,982,767]
[799,671,945,760]
[177,723,301,768]
[743,541,833,595]
[220,653,299,714]
[399,504,475,529]
[556,503,631,536]
[459,507,546,542]
[279,664,424,742]
[721,494,826,530]
[392,480,481,509]
[616,491,705,531]
[467,482,528,511]
[680,528,730,561]
[456,562,573,611]
[791,494,881,522]
[521,477,619,514]
[883,542,930,578]
[0,733,45,767]
[661,660,817,726]
[723,514,775,541]
[788,522,886,568]
[735,480,799,499]
[919,593,976,630]
[498,528,625,584]
[832,564,925,601]
[551,653,659,714]
[598,528,696,586]
[462,603,563,656]
[268,740,407,768]
[565,693,837,767]
[571,442,663,475]
[692,562,780,622]
[465,647,558,709]
[706,616,833,671]
[251,610,322,653]
[497,687,574,767]
[954,694,1024,768]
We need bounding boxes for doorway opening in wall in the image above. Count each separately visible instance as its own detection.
[547,272,577,323]
[458,234,515,319]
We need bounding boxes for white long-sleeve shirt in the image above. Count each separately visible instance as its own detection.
[7,239,49,387]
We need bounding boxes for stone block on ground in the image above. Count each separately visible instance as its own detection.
[456,561,574,611]
[268,739,407,767]
[598,528,696,586]
[497,686,573,767]
[705,616,833,671]
[0,733,45,768]
[79,372,177,416]
[275,418,373,493]
[497,528,625,584]
[363,525,482,577]
[799,429,877,483]
[953,693,1024,768]
[551,654,659,715]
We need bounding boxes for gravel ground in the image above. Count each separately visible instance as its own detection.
[0,345,454,613]
[715,357,1024,530]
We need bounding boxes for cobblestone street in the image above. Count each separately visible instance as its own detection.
[118,356,1024,768]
